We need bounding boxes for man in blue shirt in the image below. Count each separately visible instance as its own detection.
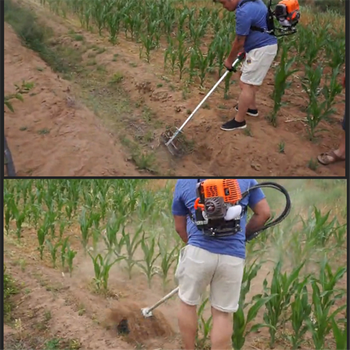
[216,0,278,131]
[172,179,271,350]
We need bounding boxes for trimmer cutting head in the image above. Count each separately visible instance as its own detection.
[161,127,185,156]
[141,308,153,318]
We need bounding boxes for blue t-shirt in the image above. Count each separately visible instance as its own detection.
[236,0,277,53]
[172,179,266,259]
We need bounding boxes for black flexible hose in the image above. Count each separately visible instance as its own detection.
[241,182,291,242]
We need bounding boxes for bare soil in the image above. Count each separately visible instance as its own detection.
[4,0,346,176]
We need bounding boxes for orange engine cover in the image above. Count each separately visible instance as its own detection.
[201,179,242,204]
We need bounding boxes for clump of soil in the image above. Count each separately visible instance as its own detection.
[108,301,174,344]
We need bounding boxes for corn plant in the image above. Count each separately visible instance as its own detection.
[268,45,298,126]
[121,225,143,279]
[224,71,233,100]
[103,213,124,253]
[60,237,69,269]
[59,221,66,240]
[37,223,49,260]
[195,298,212,349]
[302,206,339,247]
[302,65,333,140]
[46,239,61,268]
[4,193,16,235]
[307,279,346,349]
[158,241,178,291]
[88,251,124,291]
[196,49,209,87]
[332,318,347,350]
[263,260,306,347]
[106,11,121,45]
[14,206,26,241]
[177,44,189,81]
[66,244,77,277]
[232,293,277,350]
[137,233,161,288]
[287,281,312,349]
[79,207,93,252]
[321,67,344,113]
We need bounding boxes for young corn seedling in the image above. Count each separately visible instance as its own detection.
[321,67,343,113]
[65,201,74,222]
[224,71,233,100]
[60,237,69,269]
[59,221,66,240]
[44,210,56,238]
[14,206,26,241]
[331,317,347,350]
[268,45,298,127]
[196,298,212,350]
[106,11,121,45]
[302,206,338,247]
[66,244,77,277]
[302,65,333,140]
[263,260,306,347]
[137,233,161,288]
[232,293,277,350]
[158,241,178,291]
[46,239,61,268]
[287,280,312,349]
[103,212,125,254]
[4,194,15,235]
[88,251,123,291]
[37,223,49,260]
[79,207,93,252]
[90,211,102,249]
[307,278,346,350]
[177,45,189,81]
[197,49,209,87]
[122,225,143,279]
[140,34,154,63]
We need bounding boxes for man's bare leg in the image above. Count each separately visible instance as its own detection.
[178,300,197,350]
[210,307,233,350]
[239,80,257,110]
[235,83,257,123]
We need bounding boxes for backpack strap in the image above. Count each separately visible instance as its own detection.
[238,0,276,36]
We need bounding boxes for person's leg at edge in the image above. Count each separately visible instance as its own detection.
[210,306,233,350]
[239,79,257,110]
[318,115,346,165]
[335,131,346,158]
[178,300,198,350]
[235,82,258,123]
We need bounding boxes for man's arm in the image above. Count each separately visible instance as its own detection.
[173,215,188,244]
[225,35,246,69]
[245,198,271,239]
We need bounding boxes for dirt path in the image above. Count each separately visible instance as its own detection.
[4,23,141,176]
[4,0,346,176]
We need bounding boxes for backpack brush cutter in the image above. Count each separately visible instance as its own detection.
[161,0,300,156]
[141,179,291,318]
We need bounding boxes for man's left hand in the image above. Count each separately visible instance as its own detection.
[224,58,235,71]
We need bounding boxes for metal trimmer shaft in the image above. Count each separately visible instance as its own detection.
[141,286,179,318]
[165,52,246,147]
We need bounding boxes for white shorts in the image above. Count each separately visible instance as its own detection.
[174,245,245,313]
[240,44,278,86]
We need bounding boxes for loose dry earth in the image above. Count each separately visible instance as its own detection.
[4,0,346,176]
